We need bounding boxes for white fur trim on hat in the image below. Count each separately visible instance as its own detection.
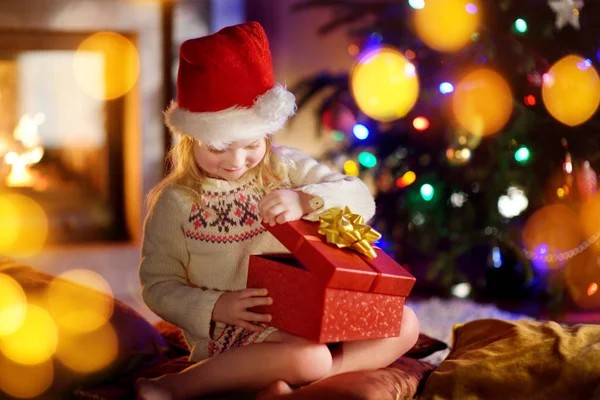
[165,84,296,149]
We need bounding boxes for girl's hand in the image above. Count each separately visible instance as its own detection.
[258,189,313,226]
[212,288,273,332]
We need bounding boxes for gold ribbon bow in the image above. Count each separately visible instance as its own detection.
[317,206,382,259]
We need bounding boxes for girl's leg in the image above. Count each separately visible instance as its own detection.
[327,306,420,377]
[136,339,332,400]
[258,306,420,398]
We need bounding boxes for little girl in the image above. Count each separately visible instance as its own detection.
[137,22,419,400]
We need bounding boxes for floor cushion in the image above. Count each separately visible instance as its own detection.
[420,319,600,400]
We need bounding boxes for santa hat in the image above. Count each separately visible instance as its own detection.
[165,22,296,149]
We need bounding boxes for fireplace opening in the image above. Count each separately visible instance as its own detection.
[0,30,136,245]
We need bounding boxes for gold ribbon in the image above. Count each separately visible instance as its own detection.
[317,206,382,259]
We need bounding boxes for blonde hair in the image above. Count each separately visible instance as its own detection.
[146,135,287,213]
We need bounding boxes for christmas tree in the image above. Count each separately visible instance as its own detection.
[291,0,600,311]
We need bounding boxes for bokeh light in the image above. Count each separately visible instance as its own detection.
[55,323,118,373]
[396,171,417,188]
[515,18,528,33]
[408,0,425,9]
[357,152,377,168]
[0,194,48,257]
[350,47,419,122]
[522,204,582,270]
[542,54,600,126]
[0,358,53,399]
[439,82,454,94]
[48,269,114,334]
[0,305,57,365]
[352,124,369,140]
[343,160,359,176]
[452,68,513,136]
[420,183,435,201]
[588,282,599,297]
[413,116,430,131]
[524,94,536,106]
[0,274,27,337]
[578,193,600,239]
[413,0,480,52]
[514,146,531,164]
[73,32,140,100]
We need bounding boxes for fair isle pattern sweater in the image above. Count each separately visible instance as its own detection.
[139,146,376,361]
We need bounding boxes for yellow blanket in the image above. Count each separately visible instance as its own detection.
[420,319,600,400]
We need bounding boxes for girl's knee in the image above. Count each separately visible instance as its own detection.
[288,343,332,383]
[400,306,420,349]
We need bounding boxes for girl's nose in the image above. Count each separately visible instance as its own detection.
[228,149,245,167]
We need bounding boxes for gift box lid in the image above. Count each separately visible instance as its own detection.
[263,219,415,296]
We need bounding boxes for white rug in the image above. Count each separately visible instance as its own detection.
[406,297,535,365]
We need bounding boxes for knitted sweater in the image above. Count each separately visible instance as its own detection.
[139,146,376,361]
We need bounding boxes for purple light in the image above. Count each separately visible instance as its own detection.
[466,3,478,14]
[577,58,593,70]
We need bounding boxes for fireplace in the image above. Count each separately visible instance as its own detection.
[0,30,134,245]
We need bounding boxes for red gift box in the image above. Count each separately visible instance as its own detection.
[247,219,415,343]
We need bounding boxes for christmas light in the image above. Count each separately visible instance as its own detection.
[407,0,425,9]
[577,58,593,70]
[420,183,434,201]
[588,282,598,296]
[515,18,528,33]
[396,171,416,188]
[331,130,345,141]
[514,146,531,164]
[451,283,471,298]
[492,246,503,268]
[352,124,369,140]
[439,82,454,94]
[524,95,536,106]
[343,160,359,176]
[358,151,377,168]
[413,116,430,131]
[450,192,467,207]
[498,187,528,218]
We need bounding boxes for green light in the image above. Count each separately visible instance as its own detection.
[420,183,434,201]
[514,146,530,164]
[515,19,527,33]
[331,130,345,142]
[357,152,377,168]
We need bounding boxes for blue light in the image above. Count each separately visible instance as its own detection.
[439,82,454,94]
[353,124,369,140]
[532,244,550,273]
[369,32,383,44]
[492,246,503,268]
[408,0,425,9]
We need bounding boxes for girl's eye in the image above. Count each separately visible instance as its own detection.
[207,147,226,154]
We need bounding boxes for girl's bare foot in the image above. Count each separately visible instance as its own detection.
[135,378,173,400]
[256,380,294,399]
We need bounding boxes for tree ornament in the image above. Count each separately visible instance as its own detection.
[576,161,598,201]
[548,0,584,30]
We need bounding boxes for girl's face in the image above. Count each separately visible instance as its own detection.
[194,137,267,181]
